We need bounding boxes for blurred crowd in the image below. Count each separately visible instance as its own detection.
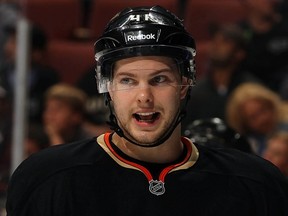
[0,1,112,211]
[0,0,288,213]
[182,0,288,180]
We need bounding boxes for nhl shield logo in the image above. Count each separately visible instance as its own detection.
[149,180,165,196]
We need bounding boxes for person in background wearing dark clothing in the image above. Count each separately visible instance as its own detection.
[6,6,288,216]
[182,24,260,132]
[24,123,50,157]
[0,2,19,69]
[276,0,288,24]
[239,0,288,93]
[0,24,60,124]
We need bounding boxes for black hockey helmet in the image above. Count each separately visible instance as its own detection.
[184,118,253,153]
[94,5,196,93]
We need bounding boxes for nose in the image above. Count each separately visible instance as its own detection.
[136,86,153,104]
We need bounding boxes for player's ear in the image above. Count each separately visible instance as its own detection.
[180,78,190,99]
[107,91,113,101]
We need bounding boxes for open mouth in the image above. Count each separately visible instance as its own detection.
[133,112,160,123]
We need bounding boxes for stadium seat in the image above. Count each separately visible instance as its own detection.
[184,0,246,41]
[21,0,82,40]
[47,41,94,84]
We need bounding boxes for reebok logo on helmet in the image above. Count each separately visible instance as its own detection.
[127,33,156,41]
[124,30,159,45]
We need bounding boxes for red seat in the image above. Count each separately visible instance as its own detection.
[47,41,94,84]
[21,0,82,40]
[184,0,246,41]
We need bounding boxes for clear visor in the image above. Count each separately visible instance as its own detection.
[95,45,196,93]
[96,61,194,93]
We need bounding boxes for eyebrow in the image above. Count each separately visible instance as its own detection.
[114,68,176,78]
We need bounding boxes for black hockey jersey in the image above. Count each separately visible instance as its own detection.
[6,133,288,215]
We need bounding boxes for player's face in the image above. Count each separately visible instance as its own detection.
[109,56,188,146]
[43,99,82,133]
[240,98,277,134]
[208,32,239,67]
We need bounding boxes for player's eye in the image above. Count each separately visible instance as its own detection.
[119,77,135,85]
[152,75,166,84]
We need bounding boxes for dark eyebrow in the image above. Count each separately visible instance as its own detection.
[152,68,175,74]
[150,68,180,79]
[114,71,137,79]
[115,68,175,78]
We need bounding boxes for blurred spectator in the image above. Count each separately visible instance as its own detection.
[239,0,288,93]
[0,2,19,69]
[0,24,60,124]
[24,123,50,157]
[226,82,282,155]
[182,24,260,131]
[276,0,288,24]
[43,83,91,145]
[263,131,288,177]
[183,117,253,153]
[77,66,111,136]
[0,3,21,211]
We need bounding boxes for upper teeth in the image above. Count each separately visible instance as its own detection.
[137,112,155,116]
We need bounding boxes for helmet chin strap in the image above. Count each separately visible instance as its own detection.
[105,87,191,148]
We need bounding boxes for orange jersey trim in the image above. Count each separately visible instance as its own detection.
[97,133,199,183]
